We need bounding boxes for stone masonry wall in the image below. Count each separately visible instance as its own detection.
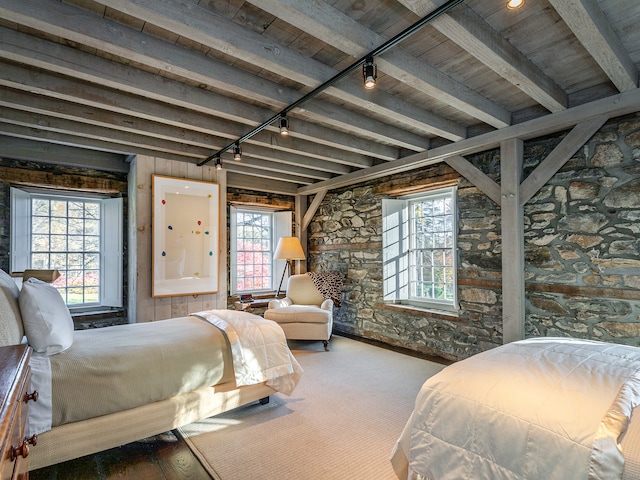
[308,113,640,361]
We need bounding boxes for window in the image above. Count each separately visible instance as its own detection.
[11,187,123,309]
[382,187,458,312]
[230,207,291,295]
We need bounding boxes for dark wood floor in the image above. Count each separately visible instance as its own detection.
[29,431,213,480]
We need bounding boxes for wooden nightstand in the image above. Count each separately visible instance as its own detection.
[0,345,37,480]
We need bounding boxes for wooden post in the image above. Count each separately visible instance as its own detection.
[295,195,308,274]
[501,138,525,343]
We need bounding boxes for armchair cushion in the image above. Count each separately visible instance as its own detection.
[268,297,292,309]
[286,274,326,305]
[264,306,331,324]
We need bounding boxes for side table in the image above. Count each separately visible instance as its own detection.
[234,298,280,315]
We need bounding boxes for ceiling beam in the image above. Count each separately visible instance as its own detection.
[0,0,436,150]
[0,54,370,171]
[0,135,129,173]
[298,87,640,194]
[398,0,567,112]
[549,0,638,92]
[250,0,510,128]
[85,0,464,141]
[226,172,299,195]
[0,99,346,182]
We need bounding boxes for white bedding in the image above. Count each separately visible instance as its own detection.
[28,309,301,437]
[392,337,640,480]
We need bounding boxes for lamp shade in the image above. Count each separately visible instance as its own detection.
[274,236,306,260]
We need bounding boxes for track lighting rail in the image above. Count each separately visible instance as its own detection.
[198,0,465,167]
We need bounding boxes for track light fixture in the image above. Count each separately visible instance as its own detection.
[363,56,377,89]
[198,0,465,167]
[233,143,242,161]
[215,156,222,170]
[279,115,289,135]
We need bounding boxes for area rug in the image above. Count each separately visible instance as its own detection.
[178,336,447,480]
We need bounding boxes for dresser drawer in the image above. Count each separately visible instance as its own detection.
[0,346,33,480]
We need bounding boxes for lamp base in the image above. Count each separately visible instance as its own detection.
[276,260,291,297]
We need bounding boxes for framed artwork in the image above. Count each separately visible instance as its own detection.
[152,175,219,297]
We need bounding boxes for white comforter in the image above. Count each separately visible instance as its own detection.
[392,338,640,480]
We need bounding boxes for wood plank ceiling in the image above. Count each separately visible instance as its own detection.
[0,0,638,195]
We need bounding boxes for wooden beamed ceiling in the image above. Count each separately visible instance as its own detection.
[0,0,638,194]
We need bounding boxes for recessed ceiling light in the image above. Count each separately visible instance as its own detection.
[507,0,524,9]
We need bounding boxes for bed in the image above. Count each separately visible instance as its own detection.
[391,337,640,480]
[0,269,302,470]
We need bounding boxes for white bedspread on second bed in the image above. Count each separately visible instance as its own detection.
[393,337,640,480]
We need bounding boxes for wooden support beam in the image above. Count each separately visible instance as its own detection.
[445,155,501,206]
[549,0,638,92]
[500,138,525,343]
[226,173,299,196]
[519,115,609,205]
[298,87,640,195]
[295,195,308,274]
[398,0,567,112]
[301,190,327,232]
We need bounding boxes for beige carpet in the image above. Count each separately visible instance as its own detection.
[178,336,447,480]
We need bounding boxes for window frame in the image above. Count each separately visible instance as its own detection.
[229,206,292,295]
[382,186,459,313]
[10,187,123,311]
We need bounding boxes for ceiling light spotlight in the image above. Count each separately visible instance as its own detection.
[506,0,524,9]
[214,156,222,170]
[363,56,377,90]
[233,142,242,161]
[279,115,289,136]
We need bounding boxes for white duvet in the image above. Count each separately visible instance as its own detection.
[392,338,640,480]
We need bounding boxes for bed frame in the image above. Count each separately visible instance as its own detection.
[30,380,276,470]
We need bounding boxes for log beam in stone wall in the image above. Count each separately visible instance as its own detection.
[0,165,126,193]
[459,278,640,301]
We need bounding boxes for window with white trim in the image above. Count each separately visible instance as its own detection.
[230,206,291,295]
[10,187,123,309]
[382,187,458,312]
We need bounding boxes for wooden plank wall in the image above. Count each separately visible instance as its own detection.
[128,155,226,323]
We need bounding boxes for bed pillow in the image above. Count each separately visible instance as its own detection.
[19,278,73,355]
[0,268,24,347]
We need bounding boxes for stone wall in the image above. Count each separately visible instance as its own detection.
[308,113,640,361]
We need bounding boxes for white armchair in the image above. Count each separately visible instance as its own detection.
[264,274,333,351]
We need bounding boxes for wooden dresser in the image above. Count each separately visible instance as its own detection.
[0,345,37,480]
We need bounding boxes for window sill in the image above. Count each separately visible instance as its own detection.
[380,302,461,320]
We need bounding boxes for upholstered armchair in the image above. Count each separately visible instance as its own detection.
[264,274,333,351]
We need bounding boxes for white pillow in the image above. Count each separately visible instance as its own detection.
[19,278,73,355]
[0,268,24,346]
